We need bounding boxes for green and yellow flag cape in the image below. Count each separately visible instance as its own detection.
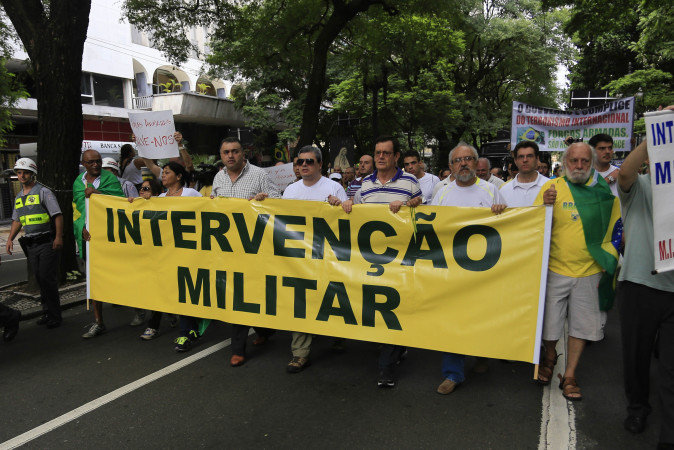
[566,169,622,311]
[73,170,125,258]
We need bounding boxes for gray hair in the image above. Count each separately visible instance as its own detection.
[562,142,595,168]
[448,142,479,164]
[298,145,322,163]
[477,157,491,169]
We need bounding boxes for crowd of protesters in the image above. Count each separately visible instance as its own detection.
[1,109,673,448]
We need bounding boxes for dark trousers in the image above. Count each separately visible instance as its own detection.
[619,281,674,444]
[231,324,274,356]
[179,315,199,337]
[27,241,61,322]
[379,344,406,371]
[0,304,20,326]
[148,311,162,329]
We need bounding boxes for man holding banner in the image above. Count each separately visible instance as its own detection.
[617,107,674,445]
[534,142,621,400]
[211,137,281,367]
[74,150,125,338]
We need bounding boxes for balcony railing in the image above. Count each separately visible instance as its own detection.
[132,95,153,110]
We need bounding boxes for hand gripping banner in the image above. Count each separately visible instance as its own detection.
[87,196,552,363]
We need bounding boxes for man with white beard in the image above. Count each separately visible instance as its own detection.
[533,142,621,402]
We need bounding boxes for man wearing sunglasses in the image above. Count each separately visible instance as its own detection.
[282,145,347,373]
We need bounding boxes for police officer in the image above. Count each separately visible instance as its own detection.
[6,158,64,328]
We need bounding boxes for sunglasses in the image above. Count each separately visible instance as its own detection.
[140,186,152,192]
[297,158,316,165]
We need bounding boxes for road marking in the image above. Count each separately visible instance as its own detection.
[538,326,576,449]
[0,338,233,450]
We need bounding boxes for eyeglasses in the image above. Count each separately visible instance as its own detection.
[140,186,152,192]
[297,158,316,165]
[374,151,395,157]
[82,159,102,165]
[451,156,476,164]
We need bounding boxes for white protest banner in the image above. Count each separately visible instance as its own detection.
[128,110,179,159]
[511,98,634,151]
[263,163,296,192]
[646,110,674,273]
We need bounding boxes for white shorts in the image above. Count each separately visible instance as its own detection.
[542,270,604,341]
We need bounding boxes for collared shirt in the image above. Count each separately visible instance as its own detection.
[499,173,549,207]
[431,177,505,207]
[212,161,281,200]
[354,168,421,204]
[488,174,505,187]
[81,172,101,189]
[418,172,440,204]
[346,177,363,198]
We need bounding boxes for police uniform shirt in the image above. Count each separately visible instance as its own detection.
[12,183,62,236]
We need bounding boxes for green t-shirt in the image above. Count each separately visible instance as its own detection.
[618,174,674,292]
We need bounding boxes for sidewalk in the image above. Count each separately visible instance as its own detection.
[1,223,86,320]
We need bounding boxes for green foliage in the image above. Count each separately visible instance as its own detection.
[0,12,27,147]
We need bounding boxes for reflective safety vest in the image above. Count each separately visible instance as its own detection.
[14,183,52,235]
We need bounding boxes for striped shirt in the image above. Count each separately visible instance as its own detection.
[354,168,421,204]
[346,177,363,198]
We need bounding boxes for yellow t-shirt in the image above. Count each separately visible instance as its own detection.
[534,177,602,277]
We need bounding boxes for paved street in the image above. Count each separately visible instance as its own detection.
[0,301,664,449]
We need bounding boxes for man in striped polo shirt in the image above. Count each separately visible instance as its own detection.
[342,135,422,388]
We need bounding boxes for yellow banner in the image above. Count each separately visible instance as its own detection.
[88,195,551,363]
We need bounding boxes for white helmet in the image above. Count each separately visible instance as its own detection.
[102,157,120,172]
[14,158,38,174]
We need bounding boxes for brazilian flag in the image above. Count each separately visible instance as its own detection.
[566,170,622,311]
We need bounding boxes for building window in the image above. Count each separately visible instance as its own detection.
[81,73,125,107]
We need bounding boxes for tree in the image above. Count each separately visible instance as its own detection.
[0,11,27,147]
[124,0,397,148]
[1,0,92,276]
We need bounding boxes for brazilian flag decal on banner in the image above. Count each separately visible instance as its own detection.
[566,170,622,311]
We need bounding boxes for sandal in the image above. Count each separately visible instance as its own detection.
[537,350,559,385]
[558,374,582,401]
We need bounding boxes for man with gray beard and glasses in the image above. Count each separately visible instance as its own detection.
[533,142,622,402]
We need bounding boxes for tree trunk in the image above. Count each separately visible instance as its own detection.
[297,0,390,148]
[2,0,92,279]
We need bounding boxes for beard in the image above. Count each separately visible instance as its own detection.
[566,167,591,184]
[456,168,476,183]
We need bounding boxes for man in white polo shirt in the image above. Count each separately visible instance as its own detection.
[500,140,549,207]
[282,145,347,374]
[430,142,506,395]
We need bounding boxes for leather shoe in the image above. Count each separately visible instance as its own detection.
[624,415,647,434]
[36,315,48,326]
[437,378,459,395]
[46,319,62,329]
[3,310,21,342]
[230,355,246,367]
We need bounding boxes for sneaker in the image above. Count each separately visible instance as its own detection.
[36,315,49,326]
[174,336,192,352]
[140,328,158,340]
[82,322,106,339]
[377,370,396,388]
[129,312,145,326]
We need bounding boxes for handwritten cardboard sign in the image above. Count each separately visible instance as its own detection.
[128,110,179,159]
[263,163,296,192]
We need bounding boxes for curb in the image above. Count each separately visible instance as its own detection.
[20,296,87,321]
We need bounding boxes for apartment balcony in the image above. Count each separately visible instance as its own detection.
[131,92,247,126]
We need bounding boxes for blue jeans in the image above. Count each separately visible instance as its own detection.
[441,353,465,383]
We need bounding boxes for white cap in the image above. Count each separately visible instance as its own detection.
[14,158,38,174]
[329,173,342,180]
[102,157,120,171]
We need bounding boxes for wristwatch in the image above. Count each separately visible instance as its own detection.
[606,175,616,183]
